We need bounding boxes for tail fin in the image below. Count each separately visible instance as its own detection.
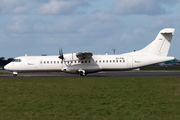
[137,28,175,56]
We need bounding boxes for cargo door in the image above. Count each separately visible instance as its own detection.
[128,56,133,68]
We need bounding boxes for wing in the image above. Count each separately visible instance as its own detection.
[76,52,93,60]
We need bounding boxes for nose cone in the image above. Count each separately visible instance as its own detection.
[4,64,9,70]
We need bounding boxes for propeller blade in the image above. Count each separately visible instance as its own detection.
[61,48,63,56]
[58,48,64,60]
[59,48,61,56]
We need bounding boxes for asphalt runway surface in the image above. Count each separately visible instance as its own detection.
[1,71,180,78]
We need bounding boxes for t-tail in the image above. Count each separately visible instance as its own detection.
[137,28,175,56]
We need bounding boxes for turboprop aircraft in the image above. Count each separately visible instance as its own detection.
[4,28,175,76]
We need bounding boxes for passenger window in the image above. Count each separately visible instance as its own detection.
[116,60,118,63]
[113,60,115,63]
[89,61,91,63]
[110,60,111,63]
[99,60,101,63]
[81,61,83,63]
[123,60,125,62]
[44,61,46,64]
[120,60,121,63]
[106,60,108,63]
[47,61,49,64]
[57,61,59,64]
[54,61,56,64]
[85,61,87,63]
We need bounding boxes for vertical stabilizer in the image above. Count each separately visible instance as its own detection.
[137,28,175,56]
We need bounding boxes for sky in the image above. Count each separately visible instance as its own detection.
[1,0,180,59]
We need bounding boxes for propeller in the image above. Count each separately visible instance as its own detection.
[58,48,64,60]
[59,48,65,70]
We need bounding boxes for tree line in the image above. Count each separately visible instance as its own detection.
[0,57,13,67]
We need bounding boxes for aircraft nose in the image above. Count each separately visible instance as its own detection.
[4,64,9,70]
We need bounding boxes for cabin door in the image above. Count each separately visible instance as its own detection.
[27,58,37,68]
[39,60,43,66]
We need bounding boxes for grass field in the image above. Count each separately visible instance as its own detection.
[0,77,180,120]
[0,72,9,74]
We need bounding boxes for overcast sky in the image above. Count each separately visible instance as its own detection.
[1,0,180,59]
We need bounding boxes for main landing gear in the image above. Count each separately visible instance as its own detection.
[78,69,87,76]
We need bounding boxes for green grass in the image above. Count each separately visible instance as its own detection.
[0,72,9,74]
[0,77,180,120]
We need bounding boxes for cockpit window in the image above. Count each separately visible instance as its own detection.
[12,59,22,62]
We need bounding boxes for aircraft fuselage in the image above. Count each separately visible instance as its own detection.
[4,54,174,75]
[4,28,176,76]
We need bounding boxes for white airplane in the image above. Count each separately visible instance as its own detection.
[4,28,175,77]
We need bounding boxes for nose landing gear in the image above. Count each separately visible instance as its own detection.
[13,71,18,77]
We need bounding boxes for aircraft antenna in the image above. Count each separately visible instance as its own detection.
[112,49,116,54]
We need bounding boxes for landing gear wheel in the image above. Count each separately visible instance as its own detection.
[13,74,17,77]
[80,73,87,76]
[13,72,18,77]
[79,70,87,76]
[80,73,83,76]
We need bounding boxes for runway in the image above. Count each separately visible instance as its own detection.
[1,71,180,78]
